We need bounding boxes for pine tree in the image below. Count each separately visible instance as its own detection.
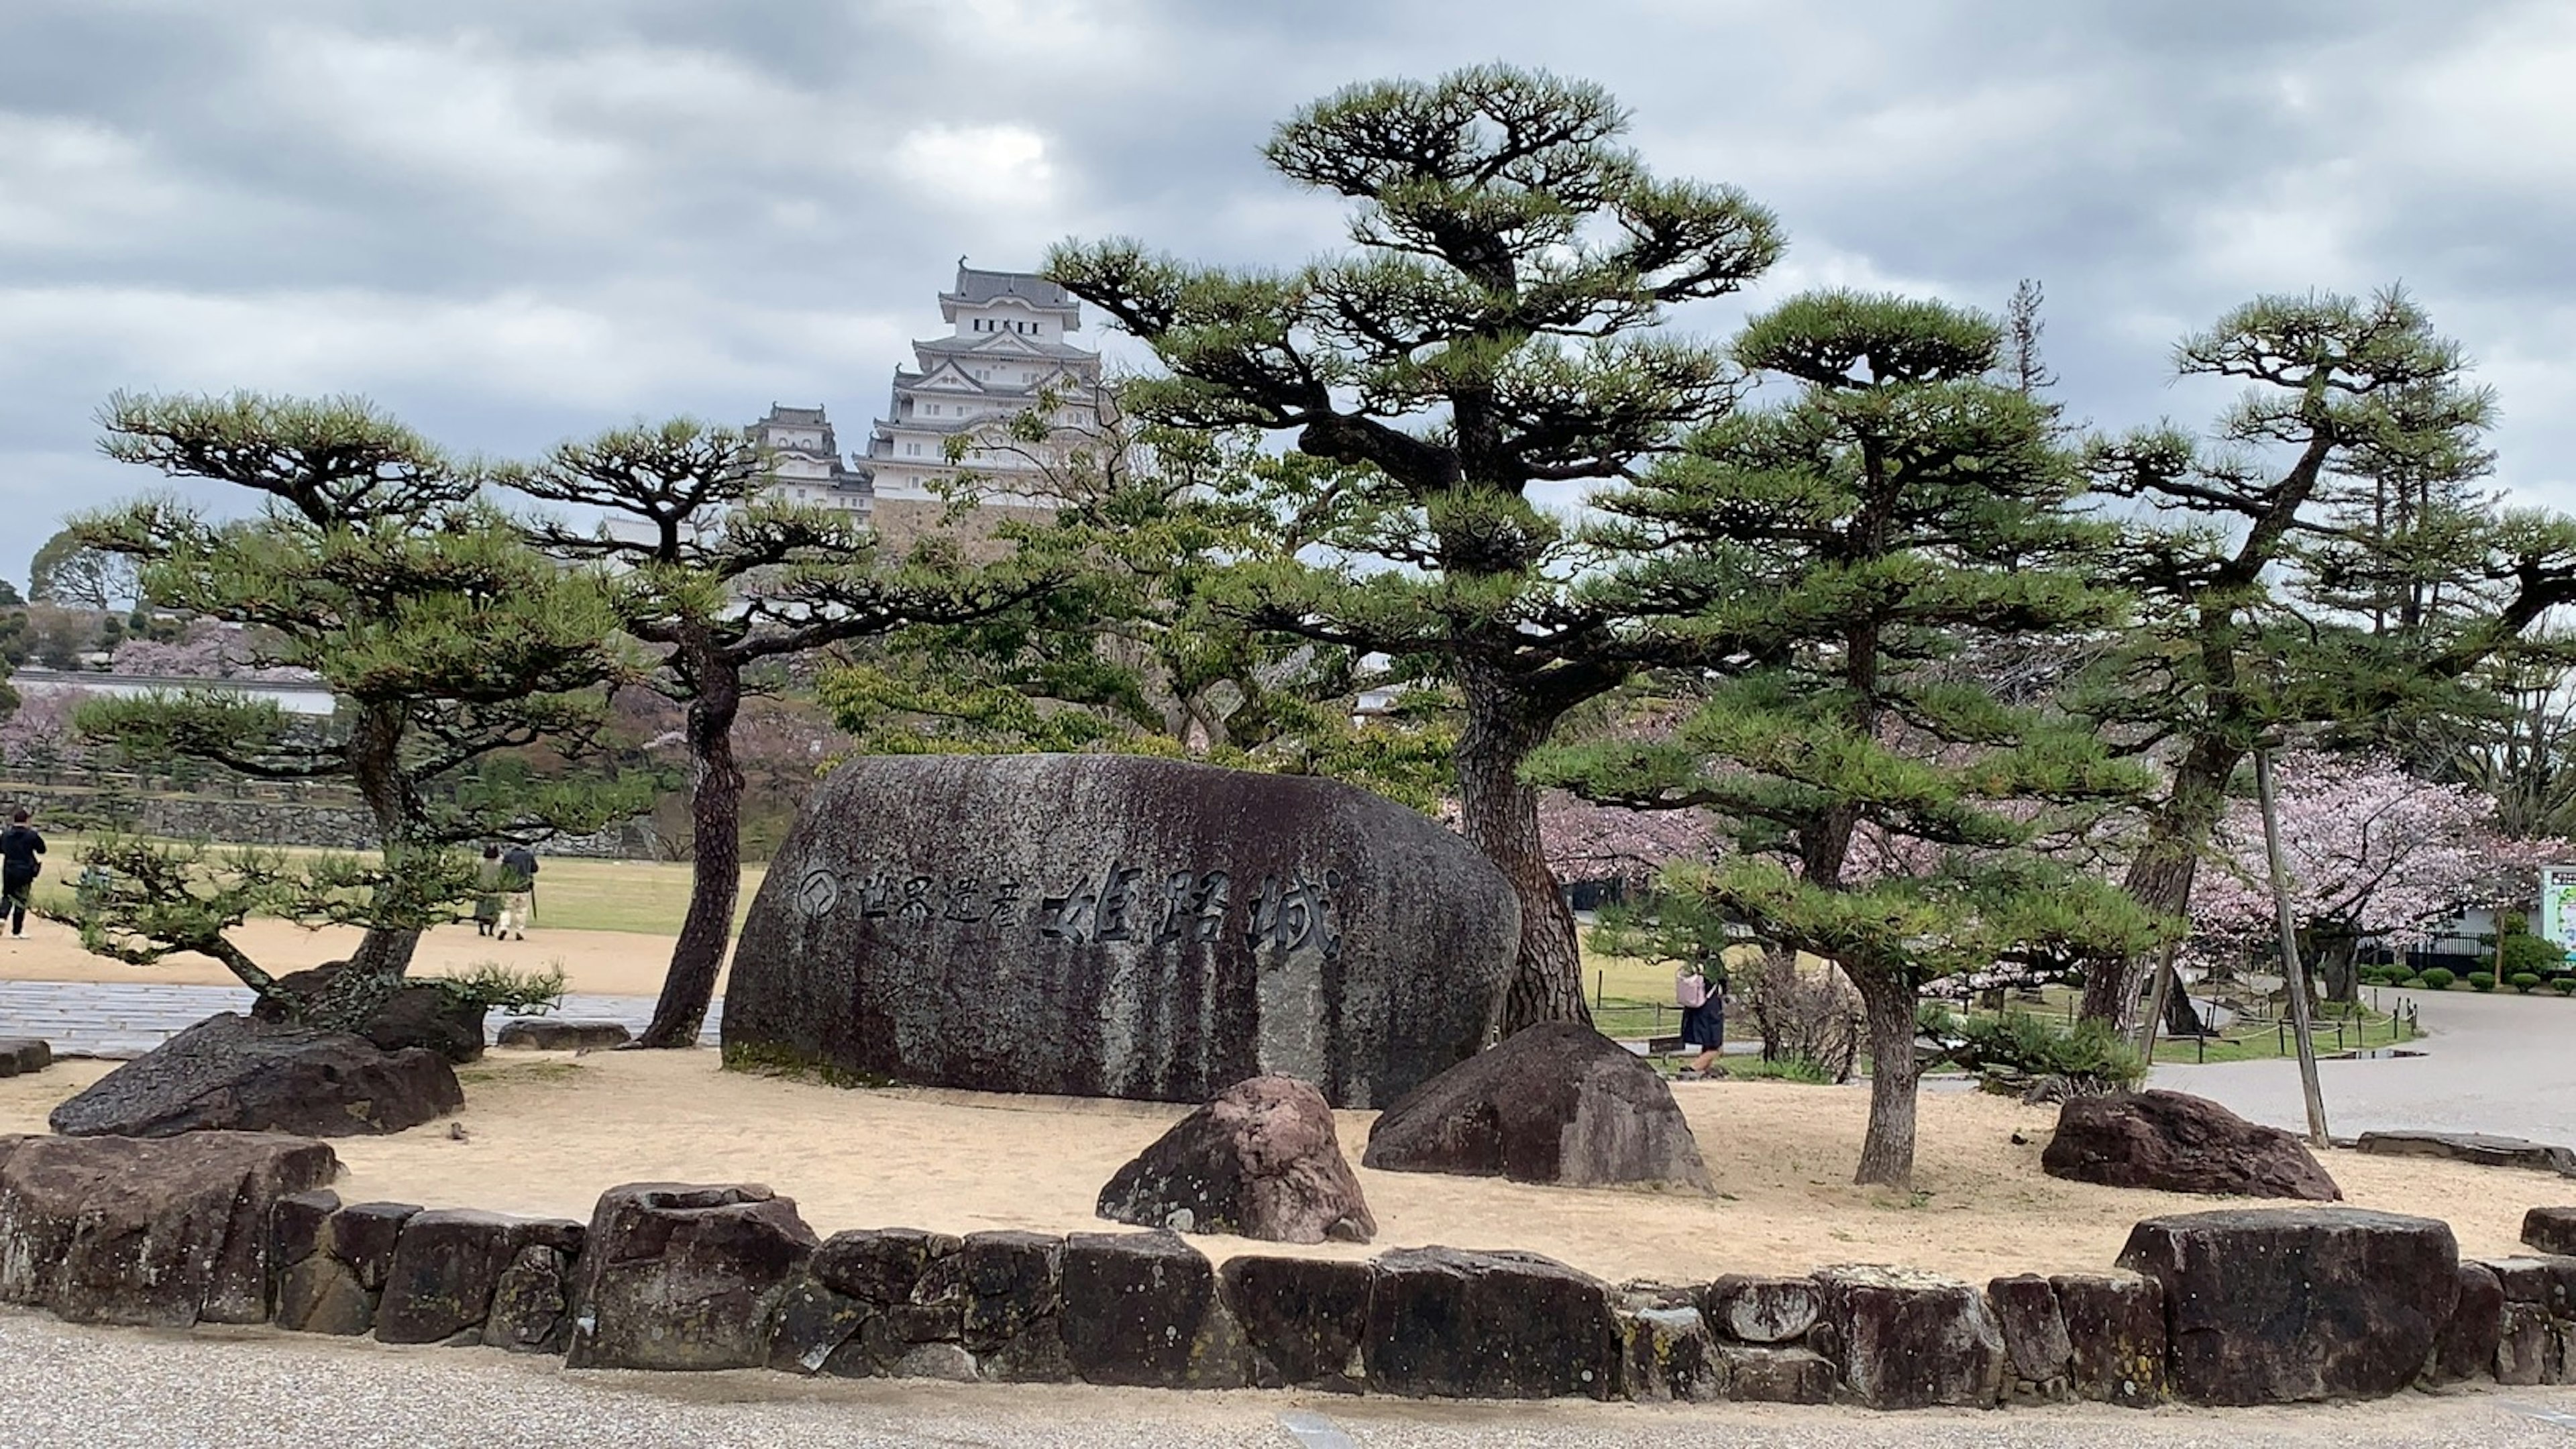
[1046,66,1784,1031]
[2074,290,2576,1028]
[1535,291,2162,1188]
[501,419,1046,1048]
[822,409,1456,808]
[74,392,636,1026]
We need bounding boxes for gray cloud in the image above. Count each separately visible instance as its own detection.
[2,0,2570,580]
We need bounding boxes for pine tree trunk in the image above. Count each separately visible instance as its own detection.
[321,701,423,1032]
[1456,676,1590,1036]
[639,649,745,1049]
[1852,966,1921,1189]
[2082,738,2239,1034]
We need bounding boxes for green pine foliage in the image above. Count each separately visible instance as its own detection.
[1045,66,1788,1031]
[1536,290,2167,1188]
[68,391,637,1025]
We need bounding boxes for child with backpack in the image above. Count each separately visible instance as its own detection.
[1675,956,1726,1079]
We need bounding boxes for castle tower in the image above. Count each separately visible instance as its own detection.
[747,403,871,517]
[861,260,1104,500]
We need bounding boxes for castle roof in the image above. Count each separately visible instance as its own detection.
[943,262,1079,313]
[759,404,830,427]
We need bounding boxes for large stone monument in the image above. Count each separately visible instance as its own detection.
[723,754,1518,1108]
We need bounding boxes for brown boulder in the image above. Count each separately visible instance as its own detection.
[48,1014,462,1140]
[0,1132,337,1328]
[252,962,488,1064]
[493,1019,632,1051]
[0,1038,50,1077]
[1096,1075,1374,1244]
[2116,1206,2459,1404]
[564,1182,819,1371]
[1362,1024,1712,1192]
[2042,1090,2340,1200]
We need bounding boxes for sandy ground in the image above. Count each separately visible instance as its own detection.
[1,1050,2545,1286]
[0,917,712,999]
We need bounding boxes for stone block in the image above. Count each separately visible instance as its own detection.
[1705,1273,1821,1344]
[481,1245,573,1354]
[1814,1265,2004,1409]
[1616,1290,1723,1403]
[564,1183,818,1371]
[376,1209,527,1344]
[1719,1344,1836,1403]
[1361,1246,1619,1401]
[1989,1273,2072,1398]
[274,1255,374,1336]
[810,1226,961,1304]
[2050,1271,2164,1406]
[2117,1207,2459,1404]
[2498,1302,2553,1386]
[0,1131,337,1329]
[2524,1208,2576,1257]
[2432,1262,2504,1385]
[1221,1254,1373,1391]
[0,1038,51,1077]
[330,1201,425,1293]
[1059,1230,1243,1389]
[766,1275,871,1375]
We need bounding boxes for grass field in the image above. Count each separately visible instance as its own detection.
[24,835,767,937]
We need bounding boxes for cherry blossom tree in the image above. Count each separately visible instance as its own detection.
[2190,751,2551,999]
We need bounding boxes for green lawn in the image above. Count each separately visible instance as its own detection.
[26,835,766,937]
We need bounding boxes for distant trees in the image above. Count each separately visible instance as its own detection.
[2189,751,2543,1000]
[1048,65,1785,1032]
[27,527,139,611]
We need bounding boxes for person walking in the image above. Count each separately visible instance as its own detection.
[1,809,46,939]
[496,843,539,942]
[1676,955,1726,1078]
[472,845,504,937]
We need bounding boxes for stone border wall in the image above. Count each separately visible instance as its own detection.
[0,1132,2563,1410]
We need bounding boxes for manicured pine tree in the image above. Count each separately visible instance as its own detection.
[1046,66,1786,1031]
[2074,290,2576,1030]
[74,392,636,1026]
[823,409,1456,808]
[500,419,1046,1049]
[1534,291,2162,1189]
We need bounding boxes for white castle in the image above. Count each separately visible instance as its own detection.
[749,260,1104,522]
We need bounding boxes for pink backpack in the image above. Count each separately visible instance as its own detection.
[1675,971,1711,1009]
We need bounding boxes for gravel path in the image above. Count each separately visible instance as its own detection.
[0,980,716,1057]
[6,1311,2576,1449]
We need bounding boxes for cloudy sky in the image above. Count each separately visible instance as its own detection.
[3,0,2571,582]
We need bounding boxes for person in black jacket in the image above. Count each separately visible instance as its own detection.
[0,809,45,938]
[495,843,539,941]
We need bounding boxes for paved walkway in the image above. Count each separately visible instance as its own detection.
[0,981,718,1057]
[2154,988,2576,1145]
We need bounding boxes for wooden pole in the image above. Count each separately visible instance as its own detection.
[2137,938,2179,1064]
[2255,749,2331,1146]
